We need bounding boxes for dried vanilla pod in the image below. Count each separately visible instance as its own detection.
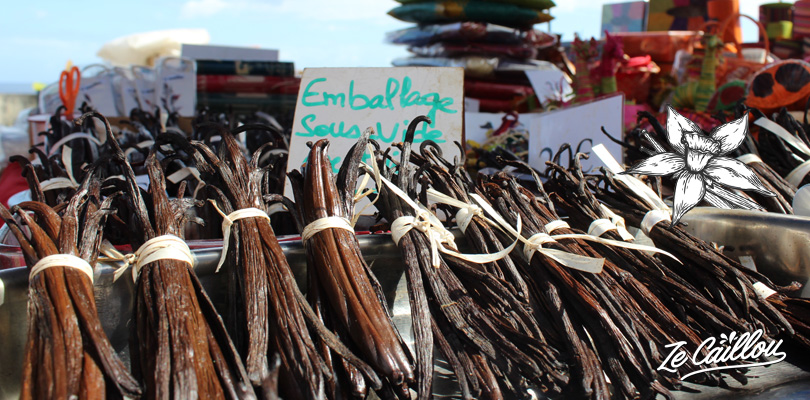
[547,160,750,336]
[602,171,810,351]
[594,167,804,346]
[482,174,685,398]
[78,112,255,399]
[288,128,414,398]
[370,118,567,399]
[416,143,569,384]
[419,142,533,307]
[543,157,763,383]
[177,124,380,400]
[1,173,141,399]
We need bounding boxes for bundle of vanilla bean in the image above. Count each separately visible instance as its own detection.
[481,171,705,398]
[593,162,809,350]
[288,130,412,398]
[81,113,255,399]
[627,109,797,214]
[172,123,379,399]
[546,157,763,343]
[750,108,810,187]
[365,119,568,399]
[416,142,573,396]
[0,171,140,399]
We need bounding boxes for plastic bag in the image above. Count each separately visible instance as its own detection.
[78,65,118,116]
[112,67,141,117]
[155,57,196,118]
[96,29,210,67]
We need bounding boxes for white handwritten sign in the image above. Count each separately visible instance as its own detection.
[529,94,624,173]
[287,67,464,178]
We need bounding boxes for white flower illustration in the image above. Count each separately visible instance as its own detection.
[625,107,775,225]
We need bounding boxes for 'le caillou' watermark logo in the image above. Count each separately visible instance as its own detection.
[658,329,786,379]
[625,106,775,225]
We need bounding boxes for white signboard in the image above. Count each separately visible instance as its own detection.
[181,43,279,62]
[465,112,539,145]
[529,94,624,173]
[525,68,574,104]
[287,67,464,178]
[464,97,480,113]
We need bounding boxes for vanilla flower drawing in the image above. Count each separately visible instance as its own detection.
[624,106,775,225]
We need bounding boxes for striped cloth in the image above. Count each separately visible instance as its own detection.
[794,1,810,39]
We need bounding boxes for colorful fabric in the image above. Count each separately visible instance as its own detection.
[601,1,647,34]
[794,1,810,39]
[395,0,556,11]
[389,2,554,28]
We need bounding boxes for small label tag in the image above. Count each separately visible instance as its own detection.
[738,255,757,271]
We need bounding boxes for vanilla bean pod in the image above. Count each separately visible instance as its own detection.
[288,130,413,397]
[746,160,796,206]
[605,133,795,333]
[596,171,799,344]
[734,110,810,189]
[481,180,609,399]
[483,174,682,398]
[549,181,748,335]
[544,158,762,383]
[420,142,533,307]
[11,156,49,204]
[372,119,569,399]
[1,173,141,399]
[181,125,380,400]
[415,144,571,389]
[77,113,255,399]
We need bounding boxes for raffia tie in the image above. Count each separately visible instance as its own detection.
[30,254,94,283]
[209,200,271,273]
[100,235,194,282]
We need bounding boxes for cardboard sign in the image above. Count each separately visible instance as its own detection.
[287,67,464,178]
[524,68,574,104]
[528,94,624,173]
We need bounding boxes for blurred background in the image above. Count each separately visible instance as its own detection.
[0,0,778,88]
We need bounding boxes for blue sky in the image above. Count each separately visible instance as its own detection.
[0,0,779,91]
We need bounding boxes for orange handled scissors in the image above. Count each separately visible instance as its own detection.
[59,66,81,118]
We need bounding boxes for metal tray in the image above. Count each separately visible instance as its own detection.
[681,207,810,298]
[0,229,808,399]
